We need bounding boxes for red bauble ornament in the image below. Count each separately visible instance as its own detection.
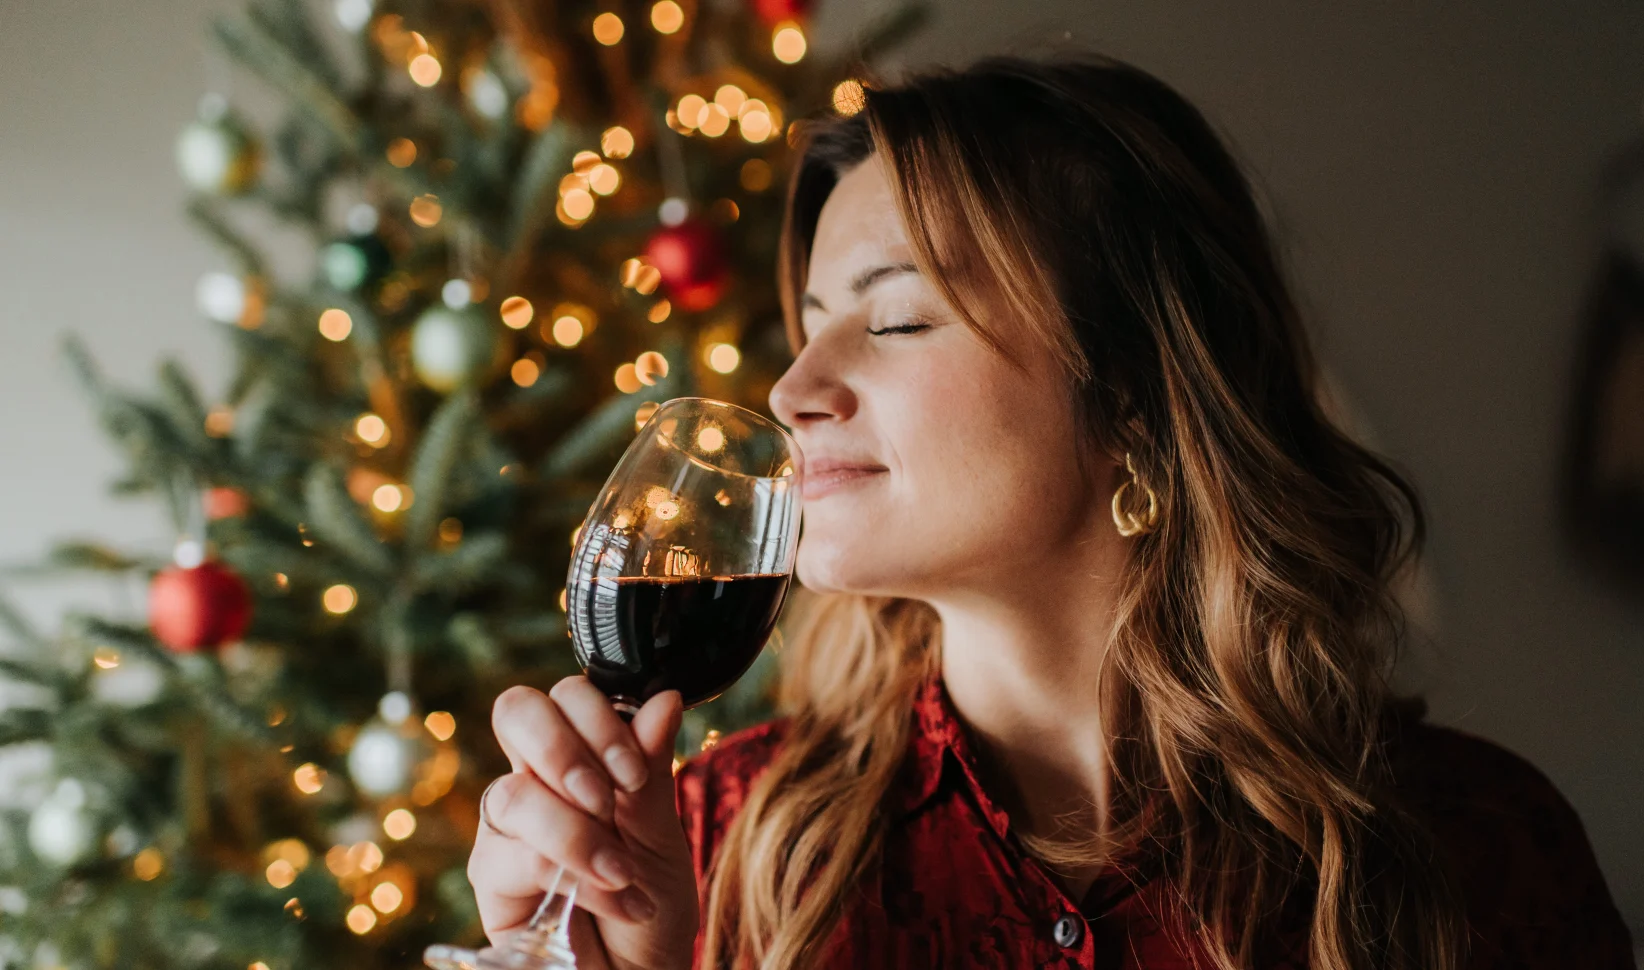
[752,0,813,26]
[644,219,728,313]
[204,486,250,520]
[148,561,252,652]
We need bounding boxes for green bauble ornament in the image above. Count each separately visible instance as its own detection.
[321,235,392,292]
[411,306,497,392]
[175,94,261,195]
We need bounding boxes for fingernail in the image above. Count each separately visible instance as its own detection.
[605,746,647,793]
[563,766,612,815]
[593,849,634,890]
[623,889,657,922]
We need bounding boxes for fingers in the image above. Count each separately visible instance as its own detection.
[493,684,614,818]
[469,830,557,938]
[482,771,643,898]
[470,831,657,942]
[550,676,652,794]
[621,690,686,837]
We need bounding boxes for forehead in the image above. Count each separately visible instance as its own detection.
[809,157,913,277]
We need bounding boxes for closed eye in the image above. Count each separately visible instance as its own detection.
[866,319,932,336]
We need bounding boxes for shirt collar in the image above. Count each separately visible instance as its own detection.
[890,672,1166,913]
[891,673,1013,838]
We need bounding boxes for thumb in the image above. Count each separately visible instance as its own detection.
[620,690,684,832]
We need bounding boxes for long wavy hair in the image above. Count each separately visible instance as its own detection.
[700,52,1466,970]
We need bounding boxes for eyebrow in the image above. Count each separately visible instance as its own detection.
[800,261,919,312]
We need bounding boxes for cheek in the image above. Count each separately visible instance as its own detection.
[794,335,1093,596]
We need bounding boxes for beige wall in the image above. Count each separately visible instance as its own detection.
[2,0,1639,948]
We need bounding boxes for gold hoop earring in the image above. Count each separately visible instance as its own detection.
[1111,452,1160,537]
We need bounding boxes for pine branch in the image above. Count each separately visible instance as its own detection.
[211,14,358,148]
[539,378,681,479]
[247,0,345,93]
[302,466,395,574]
[185,198,267,276]
[66,616,274,744]
[404,389,480,550]
[157,360,213,456]
[498,121,579,289]
[0,588,47,650]
[411,532,509,593]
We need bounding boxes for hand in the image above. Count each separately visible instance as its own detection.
[470,677,697,970]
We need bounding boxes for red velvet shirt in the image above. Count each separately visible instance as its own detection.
[674,676,1636,969]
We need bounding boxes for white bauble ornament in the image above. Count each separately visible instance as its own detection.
[334,0,373,32]
[27,780,98,867]
[465,68,510,119]
[194,272,245,323]
[175,98,260,194]
[410,307,497,392]
[92,657,166,708]
[347,723,412,796]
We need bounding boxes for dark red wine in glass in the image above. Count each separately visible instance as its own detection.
[572,573,790,709]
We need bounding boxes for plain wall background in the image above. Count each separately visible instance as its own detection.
[2,0,1640,950]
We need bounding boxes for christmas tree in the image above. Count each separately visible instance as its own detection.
[0,0,924,966]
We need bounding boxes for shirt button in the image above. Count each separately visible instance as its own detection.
[1052,913,1084,948]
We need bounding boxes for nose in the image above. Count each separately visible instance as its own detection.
[768,339,857,431]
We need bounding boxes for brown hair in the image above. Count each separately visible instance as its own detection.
[702,52,1466,970]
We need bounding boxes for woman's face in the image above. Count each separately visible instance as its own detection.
[769,154,1114,600]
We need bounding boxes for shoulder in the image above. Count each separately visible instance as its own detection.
[672,718,791,877]
[1387,719,1635,966]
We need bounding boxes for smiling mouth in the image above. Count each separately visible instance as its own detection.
[800,466,887,500]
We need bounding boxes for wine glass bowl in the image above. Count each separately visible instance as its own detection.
[568,398,801,715]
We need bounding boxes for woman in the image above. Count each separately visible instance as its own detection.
[469,54,1635,969]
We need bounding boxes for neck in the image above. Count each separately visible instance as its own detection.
[926,530,1128,844]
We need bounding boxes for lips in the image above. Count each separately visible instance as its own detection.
[798,456,888,500]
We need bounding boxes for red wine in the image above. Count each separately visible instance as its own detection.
[569,573,790,710]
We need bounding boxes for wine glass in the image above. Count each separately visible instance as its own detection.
[425,397,802,970]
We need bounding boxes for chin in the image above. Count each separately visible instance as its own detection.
[794,536,910,598]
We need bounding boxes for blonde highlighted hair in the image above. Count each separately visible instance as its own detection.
[702,52,1466,970]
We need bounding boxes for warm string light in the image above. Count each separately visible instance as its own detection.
[832,79,867,115]
[347,903,377,934]
[551,315,584,347]
[383,808,417,841]
[133,847,164,881]
[592,12,624,45]
[355,412,390,447]
[772,22,806,63]
[647,299,672,323]
[318,308,352,341]
[371,484,412,513]
[386,137,416,167]
[620,257,662,295]
[634,351,669,385]
[408,53,442,86]
[293,763,326,795]
[613,363,642,394]
[511,357,541,387]
[499,295,534,329]
[706,342,741,373]
[601,125,635,158]
[424,711,456,741]
[205,406,235,437]
[409,194,442,227]
[323,584,358,614]
[650,0,684,33]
